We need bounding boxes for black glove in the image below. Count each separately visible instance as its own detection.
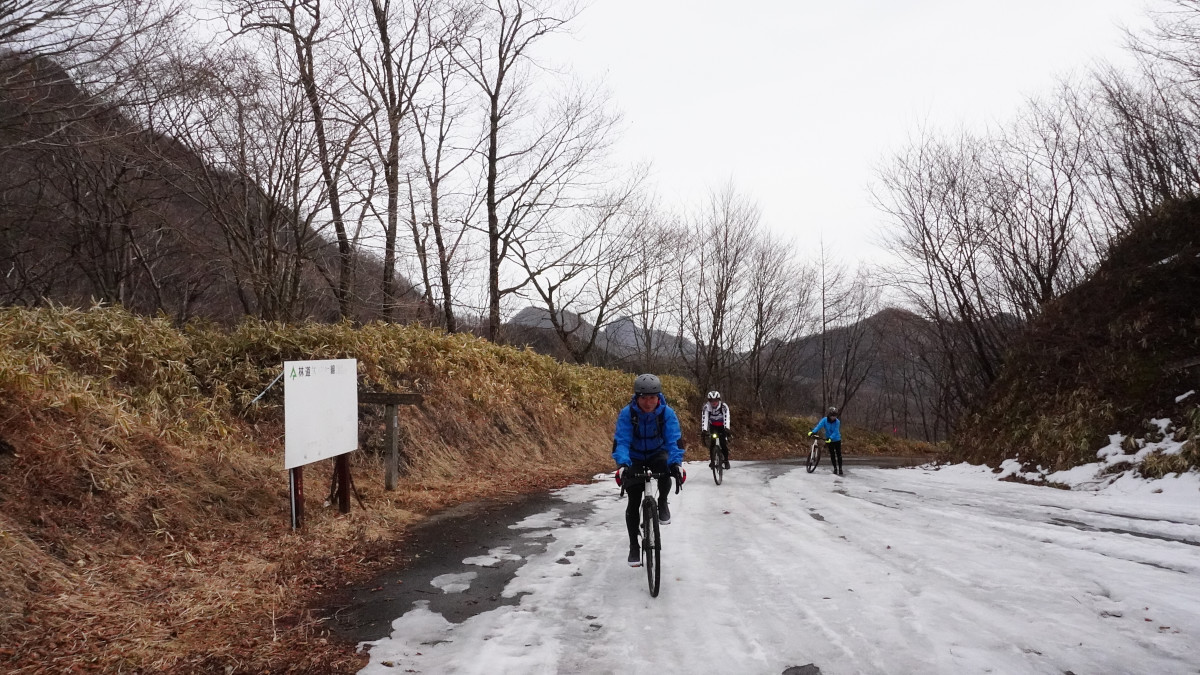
[615,465,631,487]
[670,464,685,492]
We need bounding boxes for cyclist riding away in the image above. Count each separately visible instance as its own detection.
[613,374,685,567]
[809,407,843,475]
[701,391,732,470]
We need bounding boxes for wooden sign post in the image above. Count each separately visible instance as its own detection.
[359,392,424,490]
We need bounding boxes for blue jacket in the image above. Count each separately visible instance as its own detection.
[812,416,842,442]
[612,394,683,466]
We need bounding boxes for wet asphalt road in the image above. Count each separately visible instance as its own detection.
[320,456,929,647]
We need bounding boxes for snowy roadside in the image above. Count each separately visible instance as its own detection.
[355,460,1200,675]
[973,400,1200,504]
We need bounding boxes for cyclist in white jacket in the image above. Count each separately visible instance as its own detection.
[701,391,732,469]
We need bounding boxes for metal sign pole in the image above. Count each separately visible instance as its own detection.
[289,467,304,530]
[335,455,351,514]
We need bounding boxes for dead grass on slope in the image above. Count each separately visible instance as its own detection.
[0,306,646,673]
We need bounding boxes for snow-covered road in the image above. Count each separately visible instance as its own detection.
[359,461,1200,674]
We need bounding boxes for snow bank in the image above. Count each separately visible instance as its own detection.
[937,409,1199,503]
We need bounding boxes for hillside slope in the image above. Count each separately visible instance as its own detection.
[951,198,1200,472]
[0,54,422,324]
[0,306,692,673]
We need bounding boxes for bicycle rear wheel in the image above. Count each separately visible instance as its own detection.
[641,497,661,597]
[805,439,821,473]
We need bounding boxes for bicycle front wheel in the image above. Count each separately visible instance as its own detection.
[805,440,821,473]
[641,498,661,597]
[711,443,723,485]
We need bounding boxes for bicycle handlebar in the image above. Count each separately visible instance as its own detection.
[620,468,681,495]
[628,469,670,480]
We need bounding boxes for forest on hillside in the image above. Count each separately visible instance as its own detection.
[4,0,1200,441]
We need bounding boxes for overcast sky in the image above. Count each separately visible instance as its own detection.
[540,0,1165,267]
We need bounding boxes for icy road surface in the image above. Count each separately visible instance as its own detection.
[359,461,1200,674]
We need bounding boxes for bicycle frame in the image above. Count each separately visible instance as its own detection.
[626,467,671,597]
[805,437,822,473]
[709,432,724,484]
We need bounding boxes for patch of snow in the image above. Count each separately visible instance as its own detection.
[430,571,477,594]
[1176,390,1195,403]
[508,510,562,530]
[997,458,1044,482]
[1150,417,1173,436]
[1096,434,1125,458]
[462,547,523,568]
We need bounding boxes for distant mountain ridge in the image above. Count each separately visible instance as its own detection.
[504,303,946,438]
[507,307,696,360]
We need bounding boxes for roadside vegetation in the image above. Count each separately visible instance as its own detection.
[0,304,695,672]
[947,199,1200,476]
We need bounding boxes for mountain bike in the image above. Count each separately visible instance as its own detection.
[626,467,677,597]
[805,436,822,473]
[707,431,725,485]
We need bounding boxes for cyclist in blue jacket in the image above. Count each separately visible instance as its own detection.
[809,407,844,475]
[613,373,685,567]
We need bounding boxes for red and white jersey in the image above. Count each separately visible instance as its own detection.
[701,401,730,431]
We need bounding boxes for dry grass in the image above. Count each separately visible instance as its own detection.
[0,305,693,673]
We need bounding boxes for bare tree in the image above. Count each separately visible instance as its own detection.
[742,234,816,416]
[611,207,686,372]
[451,0,622,340]
[344,0,437,321]
[141,44,328,321]
[514,173,646,363]
[987,87,1092,320]
[1088,63,1200,237]
[825,267,882,414]
[876,130,1014,421]
[232,0,367,319]
[677,183,760,394]
[409,15,484,332]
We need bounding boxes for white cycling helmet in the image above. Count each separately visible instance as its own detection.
[707,390,721,400]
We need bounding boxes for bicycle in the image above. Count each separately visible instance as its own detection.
[624,467,679,597]
[707,431,725,485]
[805,436,823,473]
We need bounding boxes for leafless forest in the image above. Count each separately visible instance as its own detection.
[3,0,1200,439]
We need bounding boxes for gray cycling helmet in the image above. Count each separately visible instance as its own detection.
[633,373,663,395]
[827,407,839,416]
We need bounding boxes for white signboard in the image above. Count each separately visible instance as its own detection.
[284,359,358,469]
